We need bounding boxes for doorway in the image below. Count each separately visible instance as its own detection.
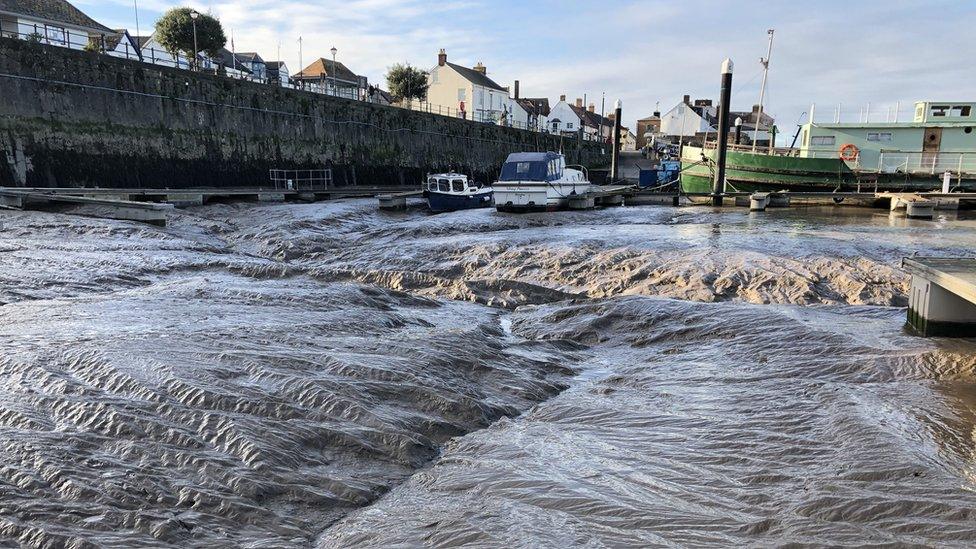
[922,127,942,169]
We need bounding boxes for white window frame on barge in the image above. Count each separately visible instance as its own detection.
[866,132,892,142]
[810,135,835,146]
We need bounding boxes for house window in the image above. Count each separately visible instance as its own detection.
[810,136,835,146]
[867,132,892,142]
[431,71,439,84]
[457,88,466,101]
[567,123,574,129]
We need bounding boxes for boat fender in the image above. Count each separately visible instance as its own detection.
[839,143,859,161]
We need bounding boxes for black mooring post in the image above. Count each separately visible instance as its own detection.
[712,58,734,206]
[611,100,622,181]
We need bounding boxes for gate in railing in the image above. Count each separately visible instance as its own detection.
[269,169,333,191]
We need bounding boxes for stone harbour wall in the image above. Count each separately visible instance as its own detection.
[0,38,608,188]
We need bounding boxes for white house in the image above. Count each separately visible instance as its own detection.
[104,29,141,61]
[137,33,191,70]
[426,50,511,123]
[659,95,714,138]
[0,0,115,49]
[265,61,290,86]
[659,95,773,145]
[548,96,611,141]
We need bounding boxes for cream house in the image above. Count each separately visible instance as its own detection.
[427,50,511,124]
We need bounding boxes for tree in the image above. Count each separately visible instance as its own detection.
[386,63,429,103]
[154,7,226,66]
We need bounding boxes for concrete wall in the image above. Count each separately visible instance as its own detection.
[0,38,607,189]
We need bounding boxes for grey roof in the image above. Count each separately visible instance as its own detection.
[217,49,253,73]
[0,0,114,33]
[518,97,550,117]
[447,62,505,91]
[570,104,610,129]
[235,52,264,63]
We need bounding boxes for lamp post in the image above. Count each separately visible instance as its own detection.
[734,116,743,145]
[189,10,199,71]
[330,46,338,97]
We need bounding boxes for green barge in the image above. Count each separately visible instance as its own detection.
[681,101,976,193]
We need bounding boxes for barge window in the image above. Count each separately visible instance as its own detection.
[867,132,892,142]
[438,179,450,192]
[452,179,464,192]
[930,105,950,117]
[950,106,972,117]
[810,136,835,146]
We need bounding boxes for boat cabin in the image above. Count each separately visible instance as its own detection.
[796,101,976,175]
[498,152,568,182]
[426,173,479,194]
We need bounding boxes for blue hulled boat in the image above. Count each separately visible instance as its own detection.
[424,173,493,212]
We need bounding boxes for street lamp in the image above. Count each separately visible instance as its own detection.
[330,46,338,97]
[190,10,199,71]
[734,116,743,145]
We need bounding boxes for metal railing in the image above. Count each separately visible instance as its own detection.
[269,169,333,191]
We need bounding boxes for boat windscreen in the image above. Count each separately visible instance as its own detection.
[452,179,465,192]
[438,179,450,192]
[499,160,548,182]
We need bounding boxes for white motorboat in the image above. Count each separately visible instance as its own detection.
[493,152,593,212]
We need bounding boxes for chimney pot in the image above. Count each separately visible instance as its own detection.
[438,49,446,67]
[514,80,520,99]
[474,62,486,74]
[588,103,595,113]
[576,98,583,108]
[560,94,566,102]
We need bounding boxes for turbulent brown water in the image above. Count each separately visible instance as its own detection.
[0,201,974,547]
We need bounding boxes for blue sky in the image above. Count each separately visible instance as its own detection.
[77,0,975,140]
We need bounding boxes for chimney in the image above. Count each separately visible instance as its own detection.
[474,62,486,74]
[683,94,691,104]
[694,99,712,107]
[576,98,583,108]
[438,49,447,67]
[514,80,520,99]
[653,110,661,118]
[588,103,595,113]
[560,94,566,102]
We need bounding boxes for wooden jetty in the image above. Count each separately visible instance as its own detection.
[1,186,418,226]
[377,190,424,210]
[0,189,173,226]
[902,257,976,337]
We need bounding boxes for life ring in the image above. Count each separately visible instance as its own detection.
[839,143,859,161]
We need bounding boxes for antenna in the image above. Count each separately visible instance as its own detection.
[752,29,774,152]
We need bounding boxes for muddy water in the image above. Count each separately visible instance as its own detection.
[0,202,974,547]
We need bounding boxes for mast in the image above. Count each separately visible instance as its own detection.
[751,29,774,152]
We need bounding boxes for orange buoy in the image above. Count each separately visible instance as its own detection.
[839,143,859,161]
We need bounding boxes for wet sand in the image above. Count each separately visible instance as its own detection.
[0,201,974,547]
